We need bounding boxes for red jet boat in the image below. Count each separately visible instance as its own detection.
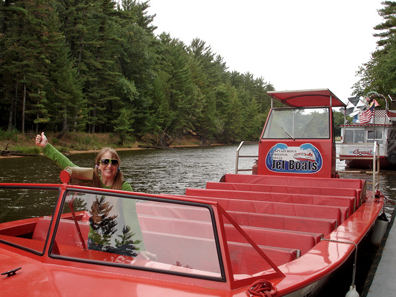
[0,89,385,296]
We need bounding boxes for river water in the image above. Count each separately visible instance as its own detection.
[1,143,395,216]
[1,144,395,296]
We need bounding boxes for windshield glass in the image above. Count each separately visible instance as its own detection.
[52,190,223,279]
[0,187,59,254]
[262,108,330,139]
[0,186,283,282]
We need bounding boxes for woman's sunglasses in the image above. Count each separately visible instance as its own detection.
[100,159,119,166]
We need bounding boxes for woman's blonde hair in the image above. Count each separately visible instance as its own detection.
[91,147,124,190]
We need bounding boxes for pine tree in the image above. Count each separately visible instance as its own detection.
[116,0,157,135]
[0,0,28,131]
[353,1,396,98]
[373,1,396,48]
[151,33,197,144]
[112,107,134,144]
[89,196,118,246]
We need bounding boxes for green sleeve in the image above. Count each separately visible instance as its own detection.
[122,181,133,192]
[42,143,76,169]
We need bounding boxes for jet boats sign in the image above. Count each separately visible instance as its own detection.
[265,143,323,174]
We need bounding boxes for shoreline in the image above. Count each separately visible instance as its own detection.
[66,144,205,154]
[0,143,224,159]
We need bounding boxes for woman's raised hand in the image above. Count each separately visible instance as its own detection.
[35,132,48,148]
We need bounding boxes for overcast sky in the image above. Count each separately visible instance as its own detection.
[146,0,384,103]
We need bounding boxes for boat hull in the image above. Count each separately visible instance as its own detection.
[342,155,394,170]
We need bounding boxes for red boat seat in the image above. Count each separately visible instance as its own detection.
[0,234,45,252]
[136,202,337,236]
[228,241,298,275]
[141,230,299,271]
[206,182,362,209]
[221,174,365,208]
[136,202,209,221]
[226,211,336,236]
[221,174,363,188]
[33,217,89,249]
[183,195,347,224]
[185,188,355,216]
[138,215,319,255]
[52,242,135,264]
[206,181,358,197]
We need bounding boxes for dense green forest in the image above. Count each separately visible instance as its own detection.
[354,1,396,105]
[1,1,392,145]
[0,0,276,145]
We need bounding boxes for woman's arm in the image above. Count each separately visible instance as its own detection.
[42,143,76,169]
[36,132,76,169]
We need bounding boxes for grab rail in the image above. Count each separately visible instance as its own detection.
[235,141,259,174]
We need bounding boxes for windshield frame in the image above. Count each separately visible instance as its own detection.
[262,107,331,140]
[48,187,227,282]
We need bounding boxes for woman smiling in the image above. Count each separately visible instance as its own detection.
[35,132,156,260]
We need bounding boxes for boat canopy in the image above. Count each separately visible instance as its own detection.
[267,89,346,108]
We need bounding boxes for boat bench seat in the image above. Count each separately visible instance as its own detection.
[136,201,337,236]
[142,230,299,271]
[206,181,358,197]
[0,219,37,237]
[136,201,210,221]
[182,194,348,225]
[185,188,355,216]
[56,242,136,263]
[206,181,362,208]
[33,217,89,249]
[228,241,297,275]
[0,234,45,251]
[30,215,300,266]
[221,174,363,189]
[226,210,337,236]
[220,174,365,208]
[138,215,318,255]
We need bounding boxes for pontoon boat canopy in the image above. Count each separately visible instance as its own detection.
[268,89,346,108]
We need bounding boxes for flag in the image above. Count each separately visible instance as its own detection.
[358,102,375,124]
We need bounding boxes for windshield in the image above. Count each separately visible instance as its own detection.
[262,108,330,139]
[0,186,282,282]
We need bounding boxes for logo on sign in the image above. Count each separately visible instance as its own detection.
[351,149,373,156]
[265,143,323,173]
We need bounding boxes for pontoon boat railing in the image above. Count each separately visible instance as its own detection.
[235,141,259,174]
[337,141,380,199]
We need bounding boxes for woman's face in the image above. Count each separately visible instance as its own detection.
[98,151,119,184]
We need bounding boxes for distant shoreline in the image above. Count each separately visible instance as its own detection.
[0,143,225,159]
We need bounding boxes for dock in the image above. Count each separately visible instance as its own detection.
[363,206,396,296]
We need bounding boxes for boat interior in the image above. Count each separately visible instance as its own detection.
[0,171,367,274]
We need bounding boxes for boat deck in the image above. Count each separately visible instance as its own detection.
[179,173,367,262]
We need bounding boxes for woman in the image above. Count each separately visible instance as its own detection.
[35,132,129,191]
[35,132,155,260]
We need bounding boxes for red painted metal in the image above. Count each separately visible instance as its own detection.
[0,89,384,296]
[267,89,346,108]
[0,185,382,296]
[258,90,339,177]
